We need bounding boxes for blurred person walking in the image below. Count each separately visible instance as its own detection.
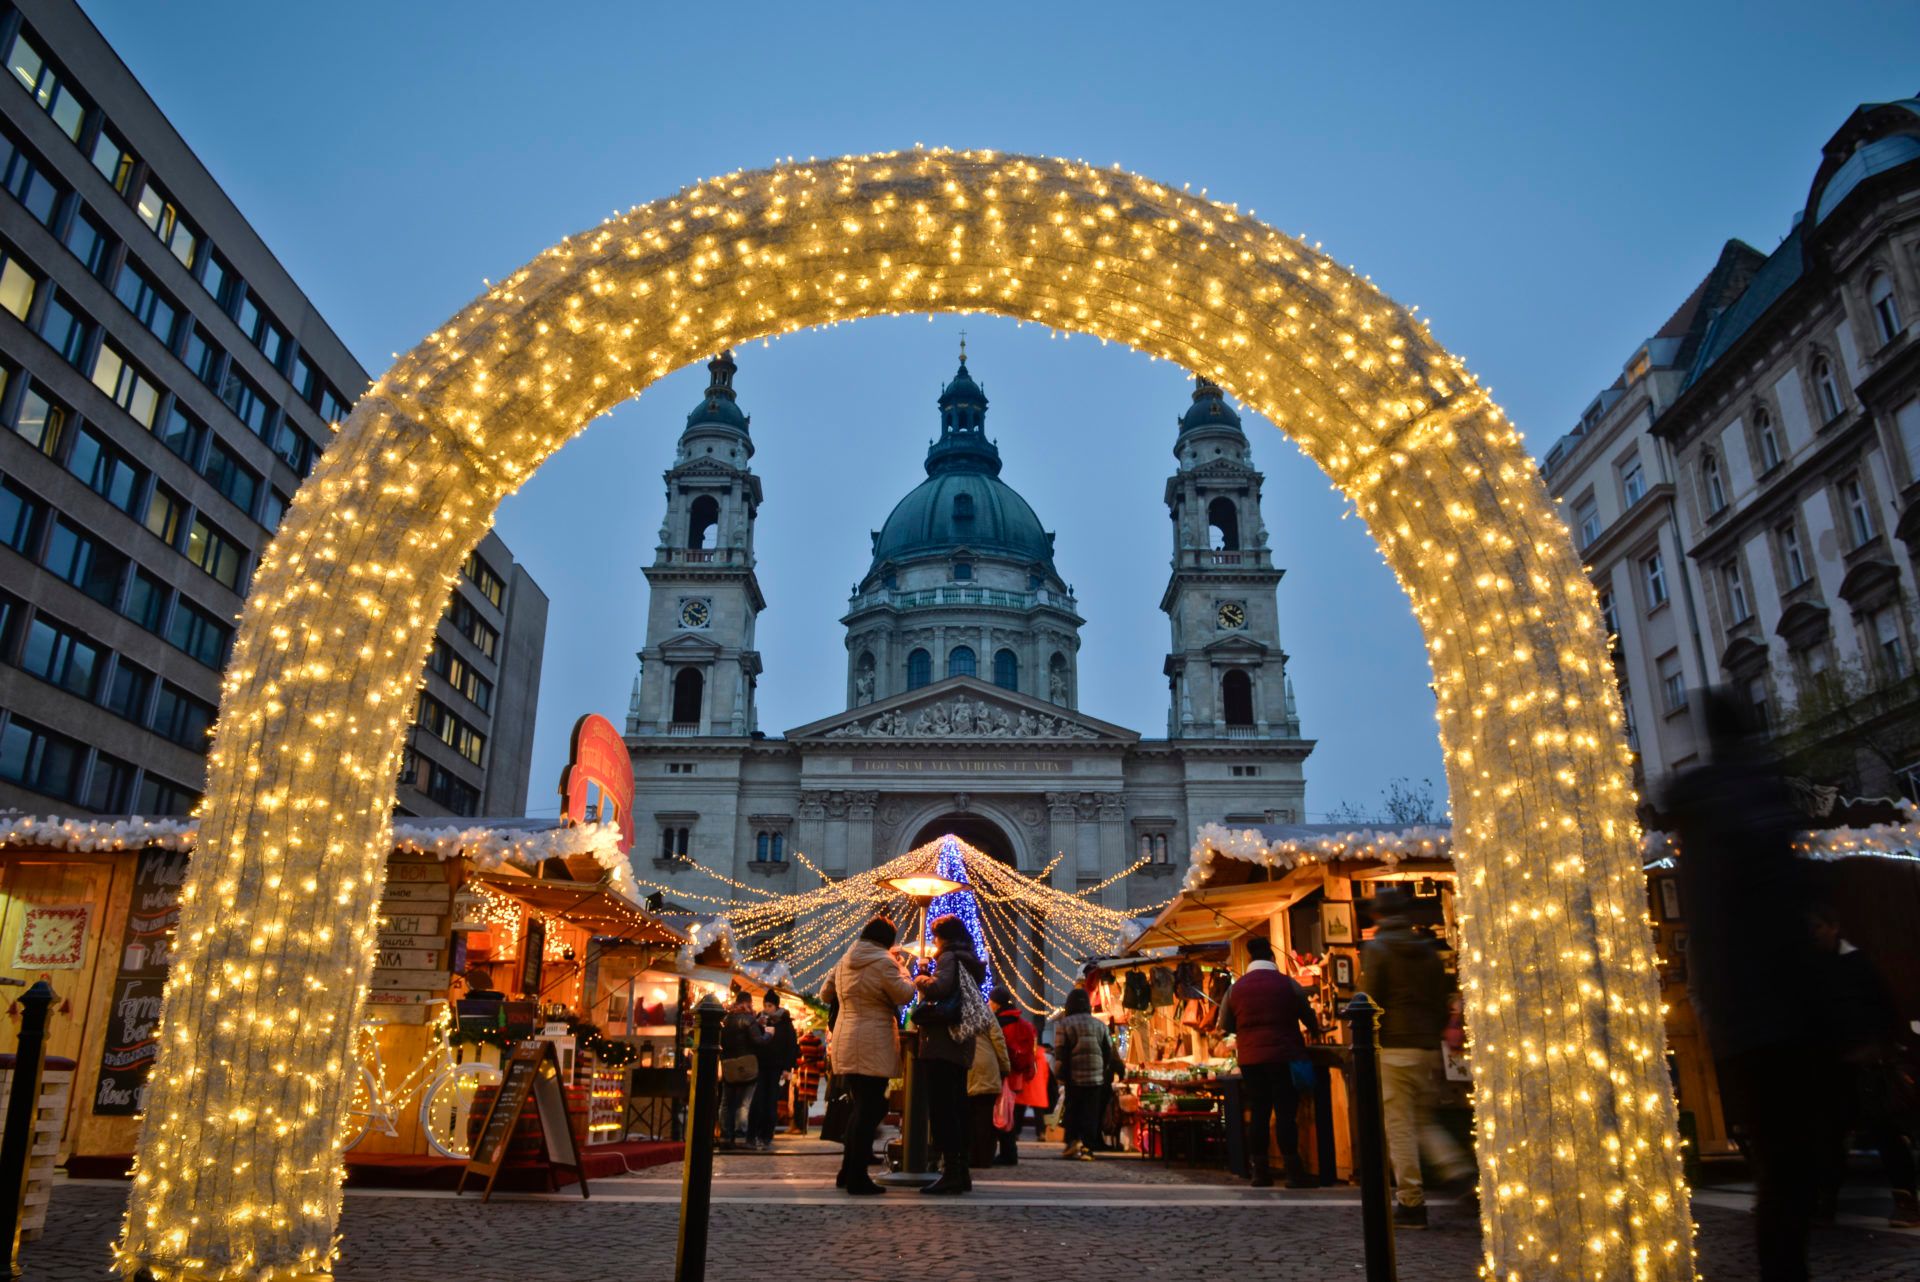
[1222,936,1319,1189]
[1052,989,1117,1160]
[1665,690,1831,1282]
[718,990,769,1150]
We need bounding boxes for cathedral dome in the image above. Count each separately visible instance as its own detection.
[685,350,749,432]
[1179,376,1243,434]
[868,352,1056,575]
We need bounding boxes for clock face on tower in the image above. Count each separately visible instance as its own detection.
[1216,601,1247,630]
[679,598,711,629]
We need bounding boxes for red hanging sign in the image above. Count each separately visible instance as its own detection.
[558,713,634,855]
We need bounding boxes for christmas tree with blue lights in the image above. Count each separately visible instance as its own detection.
[926,835,993,996]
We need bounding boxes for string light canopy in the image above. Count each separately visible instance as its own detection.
[119,149,1688,1282]
[634,833,1138,1008]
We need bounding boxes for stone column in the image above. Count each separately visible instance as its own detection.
[824,791,851,875]
[1045,791,1077,878]
[796,791,827,873]
[1073,793,1102,878]
[1097,792,1128,909]
[847,790,878,873]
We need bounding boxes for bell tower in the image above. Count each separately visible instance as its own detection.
[628,351,766,737]
[1159,376,1299,739]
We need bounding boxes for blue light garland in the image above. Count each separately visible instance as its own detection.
[928,834,993,996]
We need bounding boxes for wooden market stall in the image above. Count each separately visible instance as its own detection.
[0,813,683,1181]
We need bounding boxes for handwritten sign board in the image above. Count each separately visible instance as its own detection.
[93,849,189,1115]
[456,1039,588,1200]
[370,856,451,1023]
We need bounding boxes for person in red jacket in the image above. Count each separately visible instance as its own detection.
[1222,935,1321,1188]
[991,988,1038,1165]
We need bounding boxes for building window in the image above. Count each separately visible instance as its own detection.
[1138,833,1171,864]
[83,751,135,813]
[89,127,132,194]
[993,648,1018,691]
[755,831,786,863]
[1748,677,1771,735]
[124,568,166,632]
[948,645,976,679]
[145,483,184,547]
[134,181,198,269]
[1574,496,1600,548]
[426,637,493,712]
[1207,496,1241,551]
[5,33,87,143]
[1221,669,1254,727]
[0,130,61,227]
[463,551,506,608]
[201,439,259,516]
[658,826,690,861]
[167,598,230,669]
[1778,522,1808,588]
[44,515,125,605]
[112,261,180,347]
[0,477,43,555]
[1754,407,1781,473]
[181,325,222,388]
[152,682,215,753]
[1621,681,1638,751]
[1230,764,1262,777]
[416,692,485,764]
[201,253,235,311]
[38,297,91,367]
[1659,655,1688,714]
[267,419,311,476]
[670,667,703,725]
[953,492,974,522]
[0,246,35,321]
[952,561,972,581]
[103,658,153,722]
[0,715,84,802]
[906,647,932,690]
[21,613,101,698]
[1872,608,1910,678]
[13,385,68,457]
[1724,559,1750,624]
[135,772,196,817]
[92,342,159,429]
[1869,273,1903,346]
[219,368,269,435]
[1643,551,1668,608]
[1702,452,1726,514]
[424,763,479,817]
[447,595,499,658]
[1841,475,1875,548]
[1599,588,1619,640]
[1813,358,1843,422]
[1619,456,1646,508]
[687,494,719,549]
[185,516,245,591]
[259,489,286,534]
[665,762,696,775]
[63,204,110,279]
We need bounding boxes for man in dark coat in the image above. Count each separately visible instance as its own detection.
[1222,935,1319,1188]
[749,991,799,1149]
[1664,689,1830,1282]
[1360,887,1471,1228]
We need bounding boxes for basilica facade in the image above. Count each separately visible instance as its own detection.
[625,349,1312,911]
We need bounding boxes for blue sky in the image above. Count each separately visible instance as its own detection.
[81,1,1919,818]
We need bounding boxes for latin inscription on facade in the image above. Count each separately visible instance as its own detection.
[850,757,1071,774]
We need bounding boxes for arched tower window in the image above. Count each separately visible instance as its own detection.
[1207,497,1240,551]
[671,668,704,725]
[906,648,932,690]
[1222,669,1254,727]
[948,646,976,679]
[953,492,974,523]
[993,648,1018,691]
[1048,652,1069,705]
[688,494,720,549]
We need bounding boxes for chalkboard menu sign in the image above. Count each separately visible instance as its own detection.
[519,917,545,999]
[93,849,190,1115]
[457,1039,587,1200]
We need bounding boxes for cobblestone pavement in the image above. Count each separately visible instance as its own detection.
[24,1140,1920,1281]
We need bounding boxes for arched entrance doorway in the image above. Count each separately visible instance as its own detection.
[122,150,1688,1282]
[909,814,1016,865]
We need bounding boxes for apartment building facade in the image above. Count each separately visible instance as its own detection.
[0,0,545,819]
[1547,94,1920,801]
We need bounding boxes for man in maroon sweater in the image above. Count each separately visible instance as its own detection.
[1222,936,1321,1187]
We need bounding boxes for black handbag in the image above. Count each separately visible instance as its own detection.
[820,1077,853,1144]
[912,986,963,1027]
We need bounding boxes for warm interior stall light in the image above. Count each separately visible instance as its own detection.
[118,149,1690,1282]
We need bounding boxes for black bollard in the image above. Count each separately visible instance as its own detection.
[0,981,53,1279]
[674,995,724,1282]
[1341,993,1397,1282]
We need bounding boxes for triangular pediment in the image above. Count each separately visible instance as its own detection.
[1200,634,1271,658]
[787,676,1138,744]
[660,633,724,656]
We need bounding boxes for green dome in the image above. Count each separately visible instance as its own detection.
[867,351,1056,576]
[869,471,1056,574]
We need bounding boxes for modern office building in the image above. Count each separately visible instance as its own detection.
[0,0,546,819]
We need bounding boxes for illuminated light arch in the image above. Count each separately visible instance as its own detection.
[119,150,1689,1281]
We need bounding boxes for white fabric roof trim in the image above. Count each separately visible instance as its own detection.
[0,814,637,892]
